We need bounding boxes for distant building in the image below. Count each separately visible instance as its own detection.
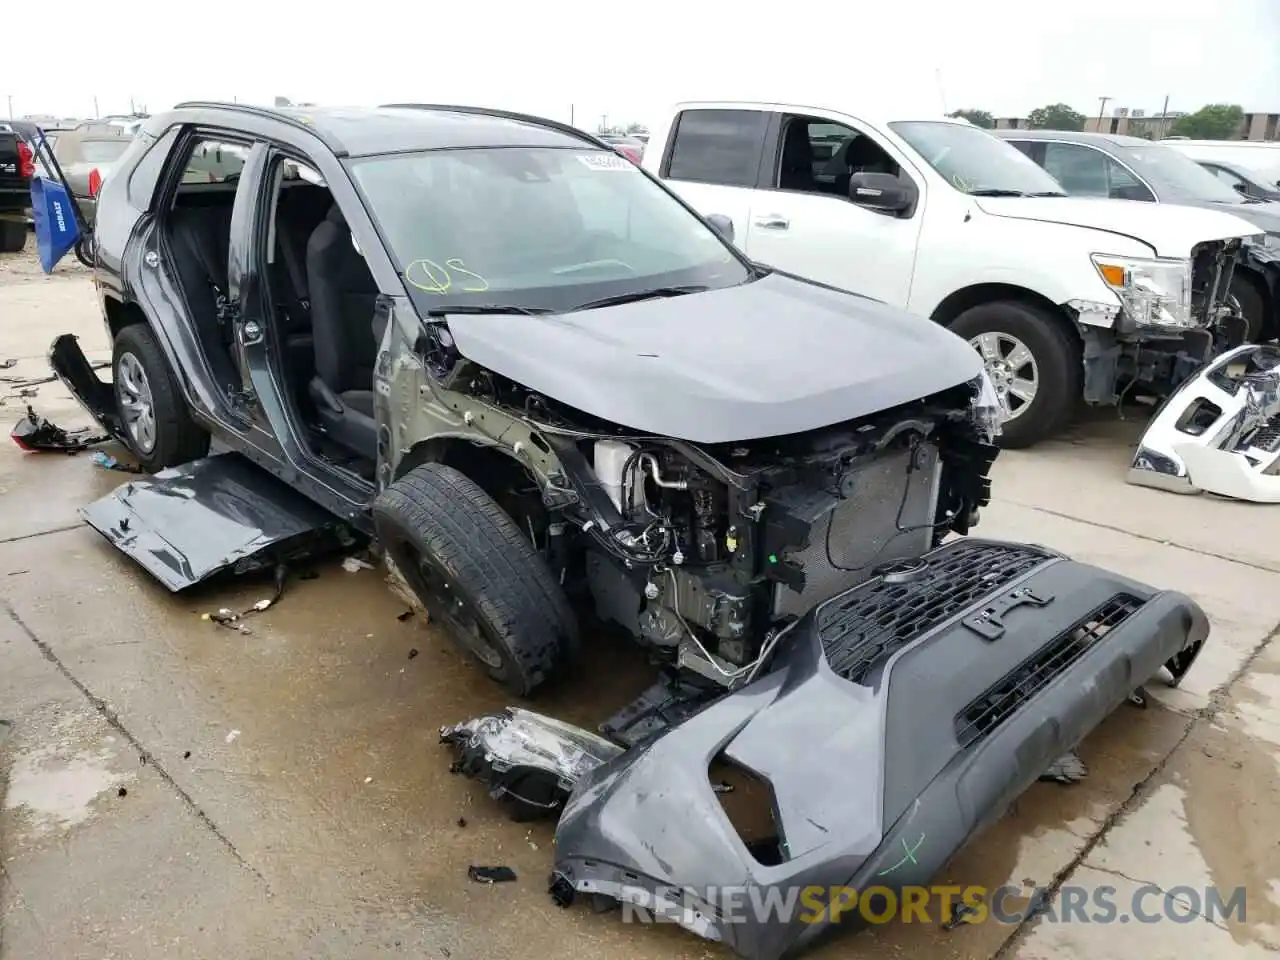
[994,107,1279,141]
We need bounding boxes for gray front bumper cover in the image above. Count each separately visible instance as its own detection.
[442,538,1209,960]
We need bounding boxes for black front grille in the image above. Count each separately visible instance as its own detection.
[954,593,1143,748]
[1246,413,1280,454]
[1191,240,1237,324]
[817,540,1056,683]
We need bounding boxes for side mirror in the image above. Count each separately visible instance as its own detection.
[1233,181,1250,196]
[848,171,916,215]
[706,213,734,243]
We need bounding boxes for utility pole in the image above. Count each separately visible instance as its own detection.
[1096,96,1111,131]
[600,113,608,134]
[129,95,136,114]
[569,104,575,126]
[93,96,100,118]
[1158,94,1170,139]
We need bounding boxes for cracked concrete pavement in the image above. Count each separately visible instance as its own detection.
[1,245,1278,959]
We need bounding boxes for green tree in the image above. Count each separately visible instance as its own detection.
[947,109,994,129]
[1027,103,1087,131]
[1169,104,1245,140]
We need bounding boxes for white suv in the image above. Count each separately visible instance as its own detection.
[643,102,1263,447]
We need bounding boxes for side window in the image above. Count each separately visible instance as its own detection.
[1007,140,1043,163]
[1105,160,1155,202]
[125,127,180,210]
[774,114,901,197]
[664,109,768,187]
[182,139,249,184]
[1042,143,1111,196]
[1207,164,1245,189]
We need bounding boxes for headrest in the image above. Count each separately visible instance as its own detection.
[326,204,347,229]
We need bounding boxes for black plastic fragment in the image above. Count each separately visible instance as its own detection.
[469,865,516,884]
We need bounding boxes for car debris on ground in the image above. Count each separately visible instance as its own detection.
[1129,341,1280,502]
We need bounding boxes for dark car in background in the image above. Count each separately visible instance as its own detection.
[993,128,1280,341]
[0,123,35,251]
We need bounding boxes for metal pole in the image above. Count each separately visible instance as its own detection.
[1158,94,1170,139]
[1096,96,1110,131]
[570,104,575,126]
[93,96,99,118]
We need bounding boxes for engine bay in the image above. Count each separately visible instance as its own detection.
[444,362,1004,687]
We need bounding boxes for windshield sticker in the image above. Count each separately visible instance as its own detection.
[404,258,490,294]
[578,153,633,172]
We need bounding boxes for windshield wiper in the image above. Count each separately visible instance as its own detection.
[570,285,709,312]
[967,188,1028,197]
[1030,190,1067,197]
[423,304,552,317]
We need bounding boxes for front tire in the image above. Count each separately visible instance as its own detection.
[948,300,1081,449]
[1230,273,1267,342]
[373,462,579,697]
[112,323,210,472]
[0,220,26,253]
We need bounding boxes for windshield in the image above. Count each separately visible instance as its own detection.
[77,139,131,164]
[889,121,1067,196]
[348,147,750,313]
[1121,144,1243,203]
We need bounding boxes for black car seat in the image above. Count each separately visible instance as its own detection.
[168,204,237,389]
[779,122,815,192]
[271,198,324,392]
[305,203,380,459]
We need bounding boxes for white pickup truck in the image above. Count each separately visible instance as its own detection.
[641,102,1264,446]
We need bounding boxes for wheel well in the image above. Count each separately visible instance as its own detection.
[930,283,1073,332]
[103,296,147,341]
[395,439,546,533]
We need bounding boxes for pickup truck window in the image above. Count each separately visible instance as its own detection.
[774,115,902,195]
[665,109,768,187]
[890,121,1066,197]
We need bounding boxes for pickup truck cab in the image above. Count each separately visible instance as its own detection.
[642,102,1264,446]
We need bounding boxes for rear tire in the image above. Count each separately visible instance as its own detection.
[373,462,579,697]
[112,323,211,472]
[0,220,26,253]
[948,300,1081,449]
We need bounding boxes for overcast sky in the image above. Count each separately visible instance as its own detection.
[6,0,1279,127]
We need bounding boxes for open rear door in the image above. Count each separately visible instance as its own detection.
[81,452,356,591]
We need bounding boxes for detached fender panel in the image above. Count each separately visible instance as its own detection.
[80,452,353,591]
[49,333,128,446]
[547,537,1208,960]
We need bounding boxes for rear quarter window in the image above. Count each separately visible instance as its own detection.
[664,109,768,187]
[125,127,180,210]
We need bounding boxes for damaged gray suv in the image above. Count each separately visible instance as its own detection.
[51,102,1209,960]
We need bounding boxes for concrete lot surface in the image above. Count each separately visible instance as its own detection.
[1,242,1278,959]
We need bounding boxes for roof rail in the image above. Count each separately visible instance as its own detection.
[171,100,346,153]
[378,102,602,148]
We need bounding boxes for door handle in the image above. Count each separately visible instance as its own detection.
[753,214,789,230]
